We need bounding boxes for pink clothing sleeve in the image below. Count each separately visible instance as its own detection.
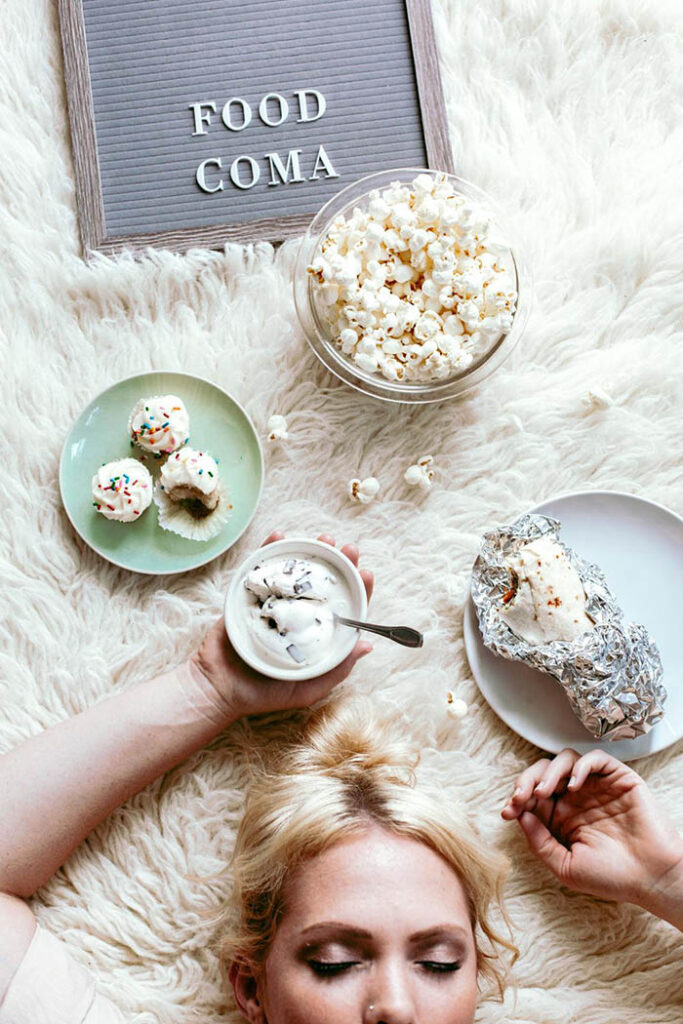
[0,925,126,1024]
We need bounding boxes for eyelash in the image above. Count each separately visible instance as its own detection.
[419,960,461,974]
[307,959,460,978]
[308,959,359,977]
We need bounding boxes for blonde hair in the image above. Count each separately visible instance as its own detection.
[219,700,517,997]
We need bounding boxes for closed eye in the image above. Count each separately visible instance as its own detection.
[418,960,461,973]
[308,959,359,977]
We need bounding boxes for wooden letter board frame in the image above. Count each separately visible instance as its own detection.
[58,0,454,257]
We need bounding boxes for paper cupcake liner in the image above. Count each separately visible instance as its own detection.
[154,478,231,541]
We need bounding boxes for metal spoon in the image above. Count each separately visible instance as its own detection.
[334,614,424,648]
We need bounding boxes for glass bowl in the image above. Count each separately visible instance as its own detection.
[293,168,531,404]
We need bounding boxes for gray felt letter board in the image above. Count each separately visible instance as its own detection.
[59,0,453,255]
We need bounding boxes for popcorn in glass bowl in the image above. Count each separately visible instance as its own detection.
[294,168,530,403]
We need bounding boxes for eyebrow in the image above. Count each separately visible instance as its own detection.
[299,922,469,942]
[408,925,469,943]
[300,922,373,940]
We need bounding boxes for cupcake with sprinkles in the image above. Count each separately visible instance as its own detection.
[154,446,231,540]
[128,395,189,458]
[91,458,153,523]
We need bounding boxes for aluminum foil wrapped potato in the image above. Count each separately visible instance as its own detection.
[471,513,666,741]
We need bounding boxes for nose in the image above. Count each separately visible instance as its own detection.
[363,960,416,1024]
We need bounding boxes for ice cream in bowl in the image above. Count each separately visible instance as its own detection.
[224,538,368,681]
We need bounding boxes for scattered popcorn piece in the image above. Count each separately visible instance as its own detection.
[266,415,288,442]
[404,454,435,492]
[308,172,518,384]
[446,691,469,719]
[348,477,380,504]
[582,387,614,410]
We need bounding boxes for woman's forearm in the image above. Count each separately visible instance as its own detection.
[0,661,235,898]
[0,541,372,902]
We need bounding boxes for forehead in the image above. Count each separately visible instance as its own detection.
[279,827,473,935]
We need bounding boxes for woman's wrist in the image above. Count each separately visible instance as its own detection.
[174,658,238,729]
[631,841,683,929]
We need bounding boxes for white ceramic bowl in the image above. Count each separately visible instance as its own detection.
[224,537,368,681]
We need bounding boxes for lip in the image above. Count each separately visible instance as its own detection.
[224,538,368,681]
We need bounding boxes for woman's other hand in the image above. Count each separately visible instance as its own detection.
[502,748,683,927]
[191,531,374,723]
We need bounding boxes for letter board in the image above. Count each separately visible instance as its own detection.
[58,0,453,255]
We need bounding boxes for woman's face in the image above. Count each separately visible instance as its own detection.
[232,826,478,1024]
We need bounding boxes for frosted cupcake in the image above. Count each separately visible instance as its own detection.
[91,458,153,522]
[154,446,231,540]
[128,395,189,457]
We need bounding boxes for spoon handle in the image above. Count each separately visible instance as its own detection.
[335,616,424,648]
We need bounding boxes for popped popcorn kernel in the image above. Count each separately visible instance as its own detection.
[446,691,469,719]
[266,415,288,442]
[582,386,614,410]
[404,454,435,492]
[348,476,380,504]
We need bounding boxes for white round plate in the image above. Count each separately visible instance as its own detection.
[463,491,683,761]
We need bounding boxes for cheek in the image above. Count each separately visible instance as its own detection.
[259,966,479,1024]
[457,956,479,1019]
[450,965,479,1024]
[409,945,479,1024]
[413,969,478,1024]
[260,962,358,1024]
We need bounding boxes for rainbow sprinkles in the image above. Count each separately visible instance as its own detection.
[128,394,190,457]
[91,459,153,523]
[90,393,231,541]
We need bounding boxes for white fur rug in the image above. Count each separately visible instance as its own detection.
[1,0,682,1021]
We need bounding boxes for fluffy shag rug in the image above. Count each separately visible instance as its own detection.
[1,0,682,1021]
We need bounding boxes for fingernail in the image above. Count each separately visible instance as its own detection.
[568,776,576,788]
[534,781,545,793]
[359,643,373,657]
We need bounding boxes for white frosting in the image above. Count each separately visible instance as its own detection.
[242,555,351,667]
[91,458,153,523]
[499,535,594,644]
[128,395,189,455]
[308,172,518,384]
[159,447,219,496]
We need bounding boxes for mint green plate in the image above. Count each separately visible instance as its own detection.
[59,371,264,574]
